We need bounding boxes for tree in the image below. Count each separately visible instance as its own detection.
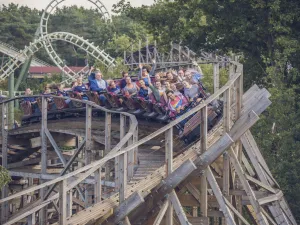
[0,166,11,189]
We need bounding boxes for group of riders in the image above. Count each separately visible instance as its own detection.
[22,63,209,122]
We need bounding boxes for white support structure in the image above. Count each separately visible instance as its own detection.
[0,32,115,82]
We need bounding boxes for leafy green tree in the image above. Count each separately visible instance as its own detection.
[0,166,11,189]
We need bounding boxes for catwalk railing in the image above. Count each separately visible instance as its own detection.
[0,60,244,225]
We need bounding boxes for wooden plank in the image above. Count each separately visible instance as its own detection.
[222,88,231,216]
[245,175,276,194]
[188,217,209,225]
[206,167,236,225]
[40,96,48,225]
[165,127,174,225]
[241,131,292,225]
[1,103,9,224]
[153,199,169,225]
[257,191,283,205]
[242,153,255,176]
[108,191,144,224]
[169,190,191,225]
[224,198,250,225]
[94,168,102,203]
[29,137,41,148]
[200,106,208,217]
[118,114,127,203]
[228,148,269,225]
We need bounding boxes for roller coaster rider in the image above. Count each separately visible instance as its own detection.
[24,88,39,114]
[138,60,156,86]
[56,83,71,105]
[73,77,89,100]
[88,70,107,105]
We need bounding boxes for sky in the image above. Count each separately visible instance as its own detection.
[0,0,154,12]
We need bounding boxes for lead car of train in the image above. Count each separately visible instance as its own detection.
[19,76,222,144]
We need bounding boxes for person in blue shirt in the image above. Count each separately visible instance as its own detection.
[88,71,107,105]
[138,79,149,100]
[89,70,107,92]
[73,77,89,100]
[138,60,156,86]
[108,80,121,94]
[185,70,202,85]
[24,88,36,103]
[56,84,71,104]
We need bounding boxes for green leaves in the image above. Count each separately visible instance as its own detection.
[0,166,11,189]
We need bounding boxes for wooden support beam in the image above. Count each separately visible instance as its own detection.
[200,106,207,217]
[228,148,269,225]
[223,88,231,214]
[261,208,277,225]
[45,129,66,165]
[206,167,236,225]
[257,191,283,205]
[66,191,72,217]
[224,198,250,225]
[106,191,144,225]
[40,96,48,225]
[186,183,201,204]
[1,103,9,224]
[118,114,127,203]
[27,213,36,225]
[245,175,276,194]
[241,131,294,225]
[165,127,174,225]
[85,105,92,207]
[59,179,67,225]
[127,122,134,180]
[188,217,209,225]
[153,199,169,225]
[94,168,102,203]
[213,60,220,93]
[105,112,112,188]
[169,190,191,225]
[105,112,112,153]
[130,159,197,223]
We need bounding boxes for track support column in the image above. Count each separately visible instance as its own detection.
[165,127,173,225]
[1,103,9,224]
[117,115,127,203]
[39,96,48,225]
[59,179,67,225]
[85,105,92,207]
[200,106,208,218]
[8,72,14,129]
[213,57,220,93]
[223,88,231,209]
[105,112,112,188]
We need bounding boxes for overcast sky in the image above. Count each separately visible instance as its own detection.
[0,0,154,12]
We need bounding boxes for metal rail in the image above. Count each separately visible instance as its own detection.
[39,0,113,81]
[0,40,51,67]
[0,32,115,81]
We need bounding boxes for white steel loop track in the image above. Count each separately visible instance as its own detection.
[0,32,115,80]
[39,0,113,83]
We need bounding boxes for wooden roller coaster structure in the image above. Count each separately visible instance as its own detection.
[0,58,297,225]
